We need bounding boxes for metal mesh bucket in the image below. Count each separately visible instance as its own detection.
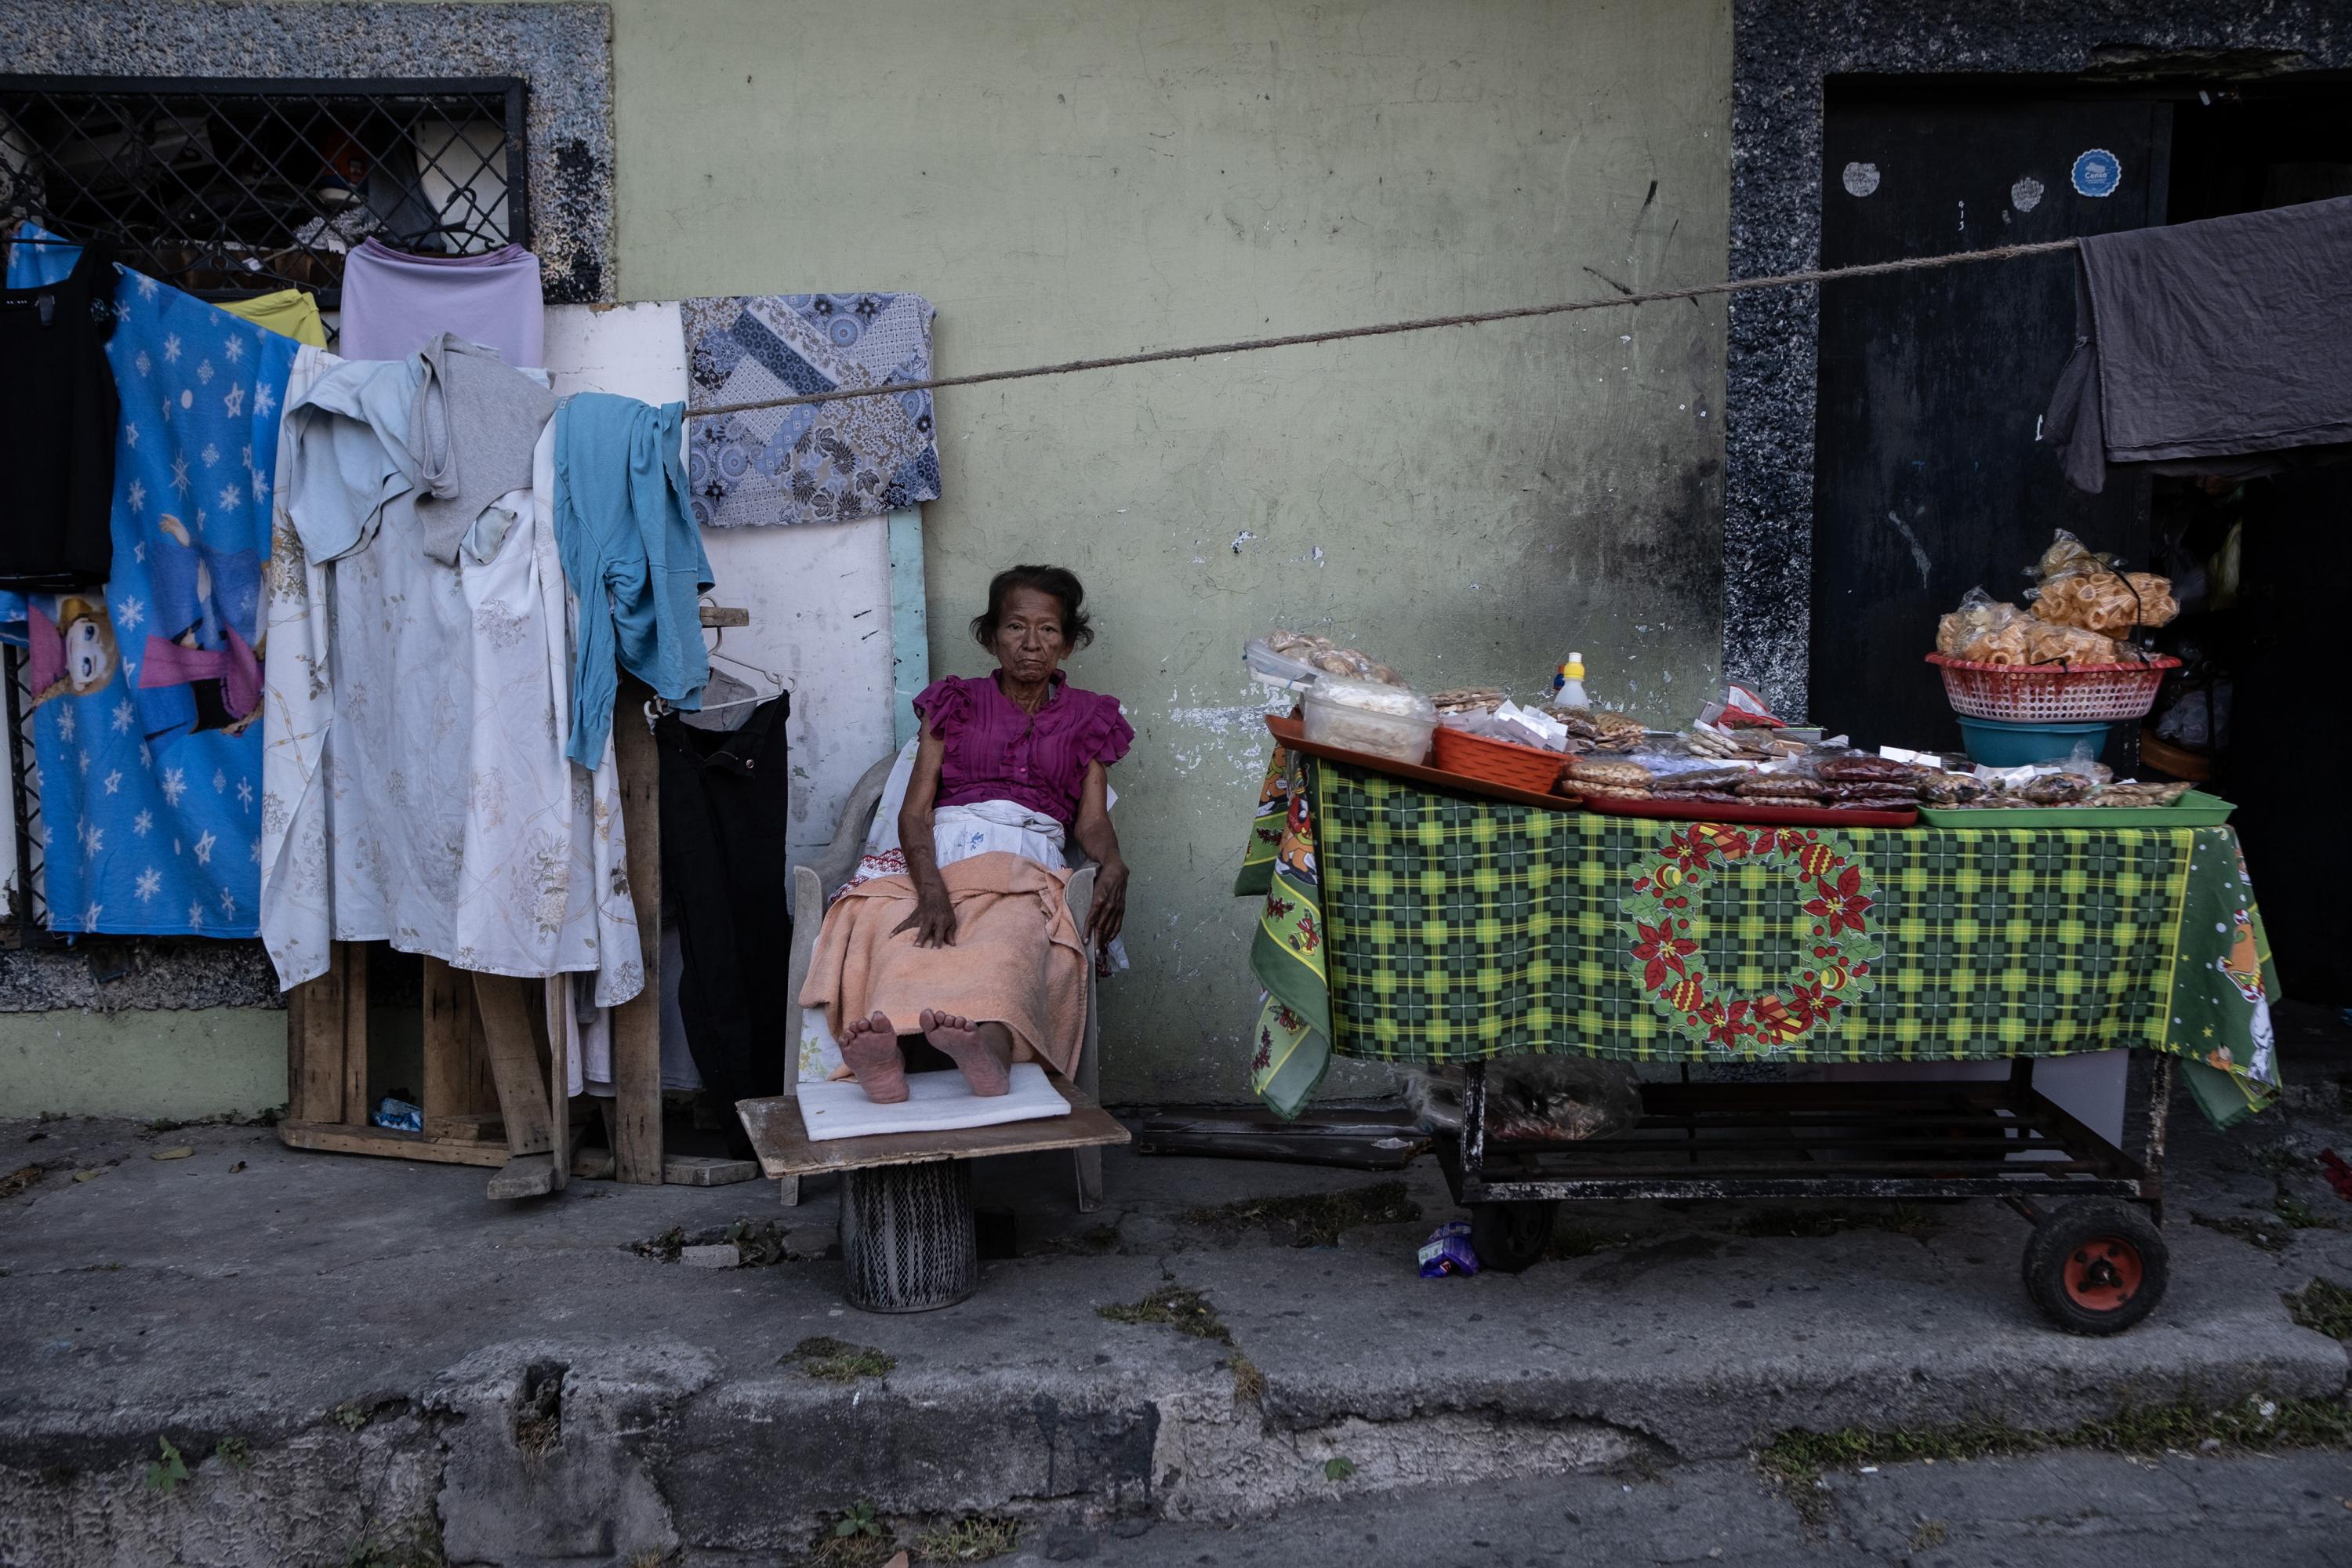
[840,1160,977,1312]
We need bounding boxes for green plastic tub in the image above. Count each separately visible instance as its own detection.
[1916,789,2234,829]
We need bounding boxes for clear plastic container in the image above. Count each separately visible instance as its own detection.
[1244,635,1323,692]
[1302,674,1437,763]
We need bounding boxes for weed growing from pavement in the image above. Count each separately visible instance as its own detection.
[1098,1283,1264,1407]
[2287,1278,2352,1340]
[0,1163,47,1200]
[1733,1205,1939,1239]
[786,1337,897,1382]
[1758,1393,2352,1494]
[913,1512,1025,1562]
[632,1219,796,1265]
[216,1435,250,1473]
[1908,1520,1949,1551]
[143,1436,188,1495]
[813,1500,894,1567]
[1180,1181,1420,1247]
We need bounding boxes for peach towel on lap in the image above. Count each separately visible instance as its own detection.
[797,851,1088,1077]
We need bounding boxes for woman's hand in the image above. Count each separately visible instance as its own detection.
[893,882,959,948]
[1088,857,1128,956]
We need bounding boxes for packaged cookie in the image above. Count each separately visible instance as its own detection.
[1566,757,1653,789]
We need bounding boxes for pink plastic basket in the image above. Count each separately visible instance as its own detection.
[1926,652,2178,723]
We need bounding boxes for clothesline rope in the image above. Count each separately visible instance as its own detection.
[690,237,2084,419]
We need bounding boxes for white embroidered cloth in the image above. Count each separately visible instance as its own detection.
[260,345,642,1005]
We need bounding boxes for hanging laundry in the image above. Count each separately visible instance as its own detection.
[2046,194,2352,493]
[336,237,545,368]
[0,229,119,590]
[1,233,296,936]
[680,292,940,528]
[219,288,327,348]
[656,695,793,1106]
[261,346,641,1004]
[410,332,556,563]
[551,392,713,769]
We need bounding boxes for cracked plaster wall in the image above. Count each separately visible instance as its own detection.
[1724,0,2352,717]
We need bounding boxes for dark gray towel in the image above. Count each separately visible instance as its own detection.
[410,332,555,562]
[2045,195,2352,493]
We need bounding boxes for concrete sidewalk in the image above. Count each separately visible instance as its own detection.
[3,1033,2350,1566]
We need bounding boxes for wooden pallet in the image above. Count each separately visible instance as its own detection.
[277,661,752,1189]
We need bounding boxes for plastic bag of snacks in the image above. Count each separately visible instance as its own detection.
[2026,531,2178,635]
[1936,588,2035,663]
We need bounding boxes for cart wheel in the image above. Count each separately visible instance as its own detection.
[1468,1201,1557,1274]
[2020,1200,2167,1335]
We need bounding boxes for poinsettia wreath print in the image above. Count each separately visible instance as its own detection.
[1620,822,1883,1054]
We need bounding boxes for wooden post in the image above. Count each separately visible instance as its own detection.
[339,942,370,1127]
[288,945,349,1124]
[471,974,554,1156]
[609,675,664,1184]
[544,975,570,1192]
[421,956,498,1141]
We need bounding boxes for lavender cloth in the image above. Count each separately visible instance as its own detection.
[913,672,1133,829]
[337,238,546,368]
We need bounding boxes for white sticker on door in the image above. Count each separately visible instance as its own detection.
[1842,161,1882,198]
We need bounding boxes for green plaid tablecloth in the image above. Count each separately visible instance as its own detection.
[1236,746,2281,1129]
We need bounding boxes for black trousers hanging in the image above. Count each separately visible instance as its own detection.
[655,695,793,1106]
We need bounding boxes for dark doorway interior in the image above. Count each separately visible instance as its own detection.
[1810,74,2352,1003]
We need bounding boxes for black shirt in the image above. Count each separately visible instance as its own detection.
[0,236,118,590]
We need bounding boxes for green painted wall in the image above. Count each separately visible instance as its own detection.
[606,0,1733,1098]
[0,1007,284,1121]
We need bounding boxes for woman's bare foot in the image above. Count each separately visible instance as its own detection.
[920,1008,1013,1097]
[839,1011,909,1104]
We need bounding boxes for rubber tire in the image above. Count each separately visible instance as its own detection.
[2021,1200,2169,1335]
[1468,1200,1558,1274]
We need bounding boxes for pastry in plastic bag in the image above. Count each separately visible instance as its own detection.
[2023,619,2125,666]
[2024,531,2179,633]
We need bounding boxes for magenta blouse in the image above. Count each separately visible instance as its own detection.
[916,671,1134,827]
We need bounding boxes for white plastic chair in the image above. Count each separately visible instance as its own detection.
[780,752,1106,1211]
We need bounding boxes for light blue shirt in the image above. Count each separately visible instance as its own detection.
[553,392,713,768]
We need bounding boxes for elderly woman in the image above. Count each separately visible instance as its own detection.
[800,565,1132,1103]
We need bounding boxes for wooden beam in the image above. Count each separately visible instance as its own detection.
[289,946,348,1125]
[545,975,569,1193]
[419,956,474,1139]
[471,974,554,1156]
[339,942,370,1128]
[698,604,750,627]
[608,676,664,1184]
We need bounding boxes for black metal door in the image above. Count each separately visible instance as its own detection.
[1810,90,2171,746]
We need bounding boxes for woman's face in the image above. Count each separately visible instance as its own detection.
[991,586,1071,684]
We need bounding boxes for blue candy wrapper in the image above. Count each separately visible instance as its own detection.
[371,1096,423,1133]
[1417,1219,1479,1277]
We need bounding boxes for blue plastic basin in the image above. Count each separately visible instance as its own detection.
[1954,717,2113,768]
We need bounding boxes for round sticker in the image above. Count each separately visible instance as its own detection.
[1842,161,1882,198]
[2071,149,2122,198]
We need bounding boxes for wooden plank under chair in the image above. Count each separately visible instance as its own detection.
[278,617,762,1192]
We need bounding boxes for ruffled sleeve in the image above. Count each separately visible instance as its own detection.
[913,675,975,738]
[1083,692,1134,768]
